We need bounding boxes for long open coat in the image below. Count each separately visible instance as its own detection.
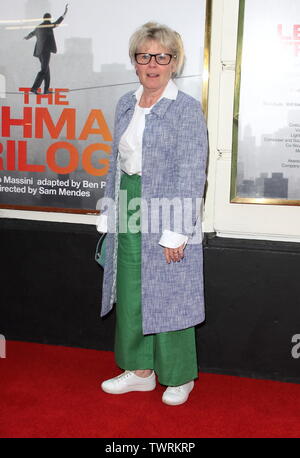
[99,86,208,335]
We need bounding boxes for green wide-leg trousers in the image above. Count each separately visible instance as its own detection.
[115,173,198,386]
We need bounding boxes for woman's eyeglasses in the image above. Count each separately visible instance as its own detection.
[135,53,176,65]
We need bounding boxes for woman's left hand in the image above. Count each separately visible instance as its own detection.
[164,243,185,264]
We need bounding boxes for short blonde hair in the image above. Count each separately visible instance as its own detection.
[129,22,185,77]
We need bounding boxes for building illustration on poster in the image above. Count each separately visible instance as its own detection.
[0,0,206,213]
[232,0,300,204]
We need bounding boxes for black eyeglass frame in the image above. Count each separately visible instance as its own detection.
[134,53,176,65]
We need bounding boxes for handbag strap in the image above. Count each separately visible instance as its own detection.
[95,233,106,261]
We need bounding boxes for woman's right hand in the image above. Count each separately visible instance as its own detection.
[164,243,185,264]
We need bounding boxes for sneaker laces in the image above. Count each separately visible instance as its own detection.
[115,371,132,383]
[167,385,185,393]
[115,370,154,383]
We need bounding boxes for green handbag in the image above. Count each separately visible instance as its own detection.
[95,233,106,268]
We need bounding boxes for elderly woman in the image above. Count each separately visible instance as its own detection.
[97,22,208,406]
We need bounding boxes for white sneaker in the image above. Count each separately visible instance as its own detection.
[101,370,156,394]
[162,381,194,406]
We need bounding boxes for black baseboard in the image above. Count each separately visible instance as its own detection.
[0,218,115,351]
[1,219,300,383]
[199,233,300,383]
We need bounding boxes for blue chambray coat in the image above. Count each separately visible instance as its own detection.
[99,86,208,335]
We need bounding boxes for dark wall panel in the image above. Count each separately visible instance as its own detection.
[199,236,300,382]
[1,219,300,383]
[0,218,115,351]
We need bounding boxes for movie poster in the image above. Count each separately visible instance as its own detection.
[0,0,207,213]
[233,0,300,203]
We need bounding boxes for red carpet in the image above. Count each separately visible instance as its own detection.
[1,340,300,438]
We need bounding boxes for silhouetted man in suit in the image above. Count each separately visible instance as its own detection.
[24,4,68,94]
